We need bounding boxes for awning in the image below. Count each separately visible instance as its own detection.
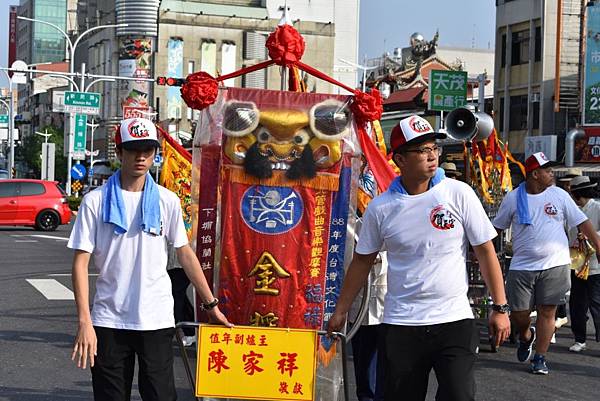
[383,87,425,105]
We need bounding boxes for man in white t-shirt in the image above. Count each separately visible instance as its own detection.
[68,118,231,401]
[493,152,600,375]
[328,115,510,401]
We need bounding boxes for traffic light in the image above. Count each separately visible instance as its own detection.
[155,76,185,86]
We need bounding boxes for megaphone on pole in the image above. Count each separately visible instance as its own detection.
[445,107,494,142]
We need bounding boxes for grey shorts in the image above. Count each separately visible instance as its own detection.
[506,265,571,312]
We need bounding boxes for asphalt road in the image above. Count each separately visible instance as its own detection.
[1,221,600,401]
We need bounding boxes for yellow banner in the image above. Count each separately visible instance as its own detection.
[196,325,318,401]
[160,139,193,238]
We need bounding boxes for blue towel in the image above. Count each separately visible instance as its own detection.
[516,182,532,225]
[102,170,162,235]
[389,167,446,195]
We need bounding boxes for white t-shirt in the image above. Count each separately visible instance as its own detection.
[568,198,600,276]
[68,184,189,330]
[493,185,587,271]
[356,178,497,326]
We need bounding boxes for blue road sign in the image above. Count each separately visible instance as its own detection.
[153,154,163,166]
[70,164,87,180]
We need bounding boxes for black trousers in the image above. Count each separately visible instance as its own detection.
[351,324,385,401]
[168,268,195,336]
[92,327,177,401]
[569,272,600,343]
[382,319,477,401]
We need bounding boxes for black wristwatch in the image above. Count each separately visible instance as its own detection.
[491,303,511,314]
[201,298,219,311]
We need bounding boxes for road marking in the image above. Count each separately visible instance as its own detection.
[48,273,99,277]
[25,279,74,300]
[14,240,38,243]
[29,235,69,241]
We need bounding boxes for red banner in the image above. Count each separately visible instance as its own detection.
[8,7,17,76]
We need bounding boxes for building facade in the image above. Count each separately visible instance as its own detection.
[76,0,357,160]
[494,0,584,157]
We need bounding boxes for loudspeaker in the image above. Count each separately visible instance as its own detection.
[445,108,495,142]
[445,108,476,141]
[472,111,494,142]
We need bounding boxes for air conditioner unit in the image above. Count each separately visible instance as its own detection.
[531,93,540,103]
[525,135,557,160]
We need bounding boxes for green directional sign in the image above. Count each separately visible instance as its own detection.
[0,115,8,125]
[64,91,101,115]
[428,70,468,112]
[73,114,88,154]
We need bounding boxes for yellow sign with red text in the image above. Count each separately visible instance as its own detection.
[196,325,318,400]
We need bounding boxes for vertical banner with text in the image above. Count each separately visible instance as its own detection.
[167,38,184,119]
[583,3,600,125]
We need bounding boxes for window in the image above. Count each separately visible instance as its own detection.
[19,182,46,196]
[509,95,528,130]
[501,34,507,67]
[532,100,540,129]
[511,30,530,66]
[187,60,195,120]
[535,26,541,62]
[0,182,18,197]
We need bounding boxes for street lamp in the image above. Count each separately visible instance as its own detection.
[35,129,52,180]
[17,16,127,195]
[338,57,378,92]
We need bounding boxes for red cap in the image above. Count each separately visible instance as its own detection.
[390,115,446,151]
[524,152,557,173]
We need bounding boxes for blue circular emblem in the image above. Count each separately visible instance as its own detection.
[241,186,303,235]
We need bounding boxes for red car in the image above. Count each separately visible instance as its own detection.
[0,179,72,231]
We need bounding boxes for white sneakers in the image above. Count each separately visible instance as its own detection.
[555,317,569,329]
[182,335,196,347]
[569,342,587,352]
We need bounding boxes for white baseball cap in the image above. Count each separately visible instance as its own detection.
[115,118,160,150]
[524,152,558,173]
[390,115,446,151]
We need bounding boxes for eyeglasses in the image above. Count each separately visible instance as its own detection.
[403,145,442,157]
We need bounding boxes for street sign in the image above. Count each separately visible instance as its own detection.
[0,115,7,125]
[428,70,468,112]
[70,164,87,180]
[41,142,55,181]
[88,167,94,176]
[153,154,163,167]
[73,113,87,152]
[64,91,101,115]
[52,91,66,113]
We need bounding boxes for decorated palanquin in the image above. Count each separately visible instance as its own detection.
[193,88,356,335]
[169,21,396,399]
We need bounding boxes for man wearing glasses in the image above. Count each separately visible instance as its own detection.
[328,115,510,401]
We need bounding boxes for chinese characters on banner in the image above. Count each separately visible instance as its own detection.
[196,325,317,401]
[427,70,468,112]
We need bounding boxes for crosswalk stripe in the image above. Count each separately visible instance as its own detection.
[26,279,74,300]
[29,235,69,241]
[15,240,38,243]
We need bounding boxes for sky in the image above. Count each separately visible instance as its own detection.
[358,0,496,60]
[0,0,497,87]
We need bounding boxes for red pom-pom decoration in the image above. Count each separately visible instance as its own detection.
[180,71,219,110]
[266,24,305,66]
[351,88,383,124]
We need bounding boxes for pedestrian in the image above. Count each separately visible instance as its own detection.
[567,175,600,353]
[493,152,600,375]
[68,117,231,401]
[348,240,387,401]
[440,161,462,180]
[557,167,583,193]
[328,115,510,401]
[167,245,196,346]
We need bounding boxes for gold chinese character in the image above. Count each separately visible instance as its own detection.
[250,311,279,327]
[311,247,323,258]
[247,252,291,295]
[310,267,320,278]
[311,236,324,246]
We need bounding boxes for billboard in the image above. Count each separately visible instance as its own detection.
[167,38,184,119]
[119,38,153,112]
[582,3,600,125]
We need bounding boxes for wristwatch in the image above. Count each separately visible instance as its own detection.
[491,303,511,314]
[201,298,219,311]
